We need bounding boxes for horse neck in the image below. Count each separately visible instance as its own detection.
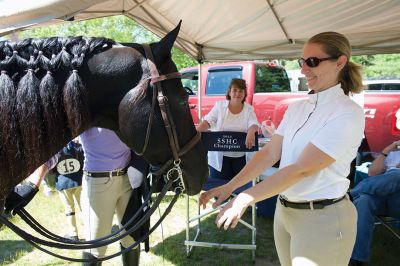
[83,47,148,131]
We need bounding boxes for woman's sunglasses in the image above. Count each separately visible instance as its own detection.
[298,56,338,68]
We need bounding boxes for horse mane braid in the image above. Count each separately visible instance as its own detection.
[0,36,115,182]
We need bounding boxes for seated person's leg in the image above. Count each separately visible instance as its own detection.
[204,157,234,191]
[231,156,246,177]
[351,194,386,262]
[230,155,252,194]
[386,190,400,219]
[354,169,369,187]
[210,156,233,180]
[351,169,400,199]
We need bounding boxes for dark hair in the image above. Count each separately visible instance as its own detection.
[308,32,363,95]
[225,78,247,103]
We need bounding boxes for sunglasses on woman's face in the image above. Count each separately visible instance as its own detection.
[298,56,338,68]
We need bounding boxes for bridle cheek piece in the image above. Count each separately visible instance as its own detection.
[138,44,201,192]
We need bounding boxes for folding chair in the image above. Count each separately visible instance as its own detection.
[185,132,258,262]
[374,216,400,240]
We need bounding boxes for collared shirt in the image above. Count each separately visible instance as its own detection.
[79,128,131,172]
[204,100,259,171]
[276,84,365,201]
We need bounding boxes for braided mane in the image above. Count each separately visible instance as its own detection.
[0,36,115,194]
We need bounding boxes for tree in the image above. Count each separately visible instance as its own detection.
[16,15,197,70]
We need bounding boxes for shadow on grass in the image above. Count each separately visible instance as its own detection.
[150,194,400,266]
[150,208,280,266]
[0,240,34,264]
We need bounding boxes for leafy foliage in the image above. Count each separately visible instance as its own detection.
[15,16,196,70]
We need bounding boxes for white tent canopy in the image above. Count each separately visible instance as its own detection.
[1,0,400,61]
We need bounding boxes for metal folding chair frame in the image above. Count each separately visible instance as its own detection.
[184,179,257,262]
[375,216,400,240]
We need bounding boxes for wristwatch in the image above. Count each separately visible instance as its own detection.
[380,152,388,157]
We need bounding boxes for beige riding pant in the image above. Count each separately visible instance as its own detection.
[81,173,134,257]
[58,186,82,236]
[274,195,357,266]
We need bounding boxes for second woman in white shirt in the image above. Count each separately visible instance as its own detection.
[196,78,259,182]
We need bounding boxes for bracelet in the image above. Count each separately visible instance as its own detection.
[380,152,388,157]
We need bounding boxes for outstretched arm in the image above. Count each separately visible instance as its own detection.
[4,156,56,215]
[215,142,335,230]
[199,134,283,209]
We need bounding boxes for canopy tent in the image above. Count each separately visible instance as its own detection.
[1,0,400,61]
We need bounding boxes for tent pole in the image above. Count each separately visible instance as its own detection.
[196,43,204,122]
[197,62,202,121]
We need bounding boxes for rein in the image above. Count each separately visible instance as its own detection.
[0,176,181,262]
[0,43,200,262]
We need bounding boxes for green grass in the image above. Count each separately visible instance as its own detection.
[1,189,399,265]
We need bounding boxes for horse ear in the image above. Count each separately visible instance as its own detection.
[152,20,181,63]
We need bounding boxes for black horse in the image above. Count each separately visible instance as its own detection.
[0,23,208,213]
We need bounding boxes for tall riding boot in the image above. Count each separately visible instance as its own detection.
[82,251,102,266]
[120,244,140,266]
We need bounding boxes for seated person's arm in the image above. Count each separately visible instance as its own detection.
[245,124,259,149]
[196,120,210,132]
[368,140,400,176]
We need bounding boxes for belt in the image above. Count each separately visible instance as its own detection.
[84,167,128,178]
[279,195,346,210]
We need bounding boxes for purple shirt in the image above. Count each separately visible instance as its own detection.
[79,128,131,172]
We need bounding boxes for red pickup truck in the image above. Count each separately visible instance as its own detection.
[181,61,400,153]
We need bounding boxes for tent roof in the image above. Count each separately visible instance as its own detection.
[1,0,400,61]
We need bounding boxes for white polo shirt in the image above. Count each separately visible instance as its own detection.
[276,84,365,202]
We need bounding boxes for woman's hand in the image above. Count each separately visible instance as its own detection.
[215,193,253,230]
[245,130,256,149]
[199,184,233,209]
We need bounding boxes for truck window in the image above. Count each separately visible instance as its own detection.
[365,84,382,90]
[181,70,199,95]
[255,65,290,93]
[384,83,400,90]
[206,67,242,95]
[364,83,400,91]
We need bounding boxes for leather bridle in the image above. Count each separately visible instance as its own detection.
[138,44,201,192]
[0,44,202,263]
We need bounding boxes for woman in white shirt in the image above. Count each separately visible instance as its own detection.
[196,78,259,182]
[200,32,365,266]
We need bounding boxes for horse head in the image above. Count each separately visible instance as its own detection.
[117,23,208,195]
